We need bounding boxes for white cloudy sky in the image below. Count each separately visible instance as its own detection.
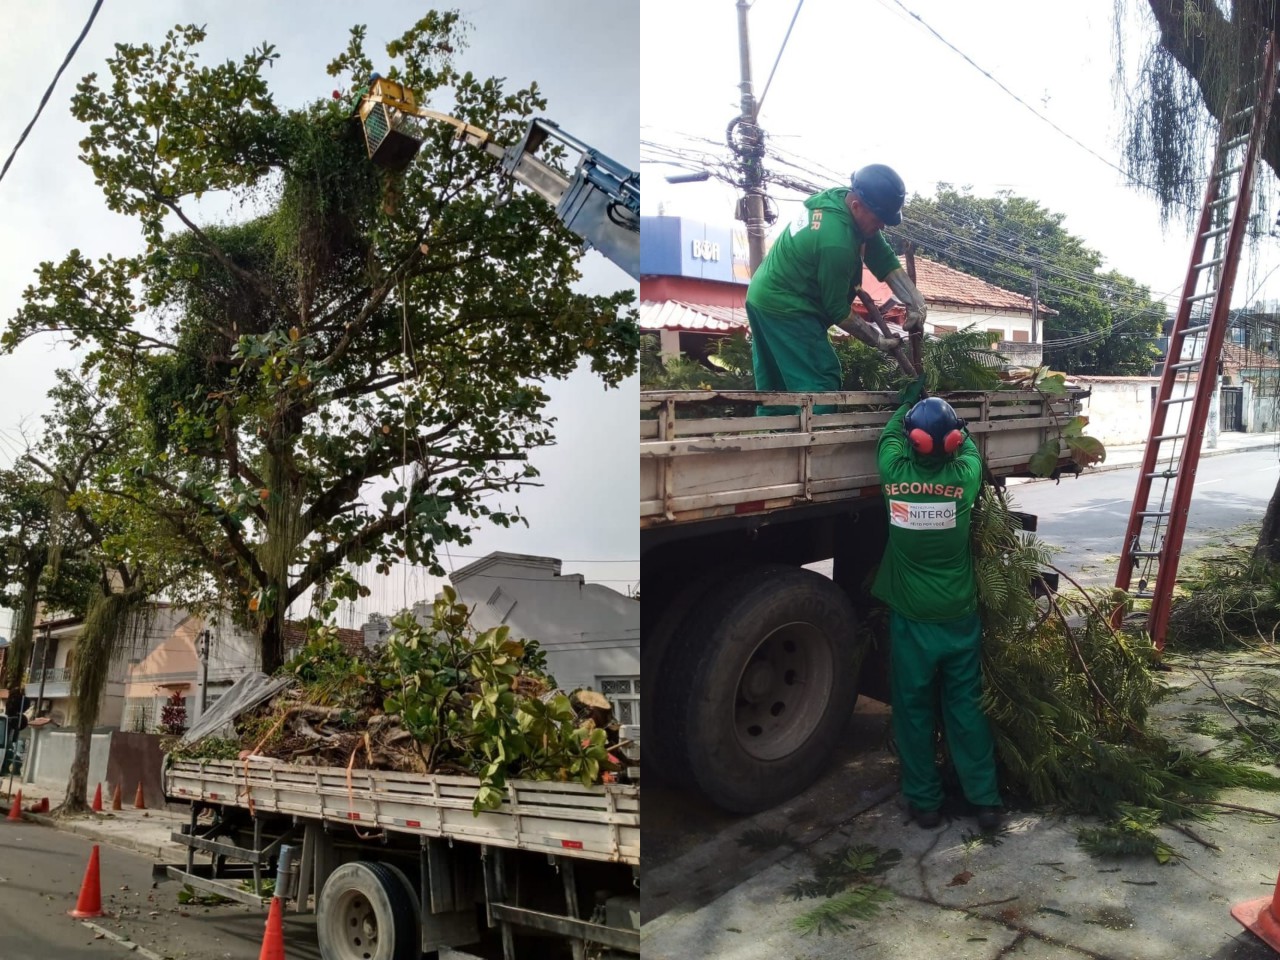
[641,0,1280,310]
[0,1,639,634]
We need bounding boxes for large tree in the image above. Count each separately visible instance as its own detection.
[29,371,169,811]
[0,465,59,697]
[1120,1,1280,224]
[3,14,636,672]
[901,188,1166,375]
[1117,2,1280,558]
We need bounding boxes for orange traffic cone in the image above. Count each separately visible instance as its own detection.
[68,845,105,918]
[133,781,146,810]
[257,895,286,960]
[26,796,47,815]
[90,782,103,813]
[110,783,122,811]
[1233,866,1280,951]
[6,790,22,821]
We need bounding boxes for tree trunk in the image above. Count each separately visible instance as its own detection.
[4,563,42,690]
[1255,474,1280,563]
[1145,0,1280,179]
[62,715,92,814]
[261,617,284,675]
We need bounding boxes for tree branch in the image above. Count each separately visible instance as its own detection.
[317,243,427,370]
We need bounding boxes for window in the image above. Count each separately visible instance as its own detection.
[598,677,640,726]
[1012,330,1030,343]
[933,324,958,335]
[125,698,153,733]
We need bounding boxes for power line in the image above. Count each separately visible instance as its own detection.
[884,0,1151,195]
[0,0,106,188]
[756,0,805,118]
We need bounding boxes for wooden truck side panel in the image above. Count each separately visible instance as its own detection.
[166,758,640,866]
[641,389,1082,528]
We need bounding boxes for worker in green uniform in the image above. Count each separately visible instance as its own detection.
[744,164,929,413]
[872,384,1002,831]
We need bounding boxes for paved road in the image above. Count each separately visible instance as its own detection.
[0,820,320,960]
[1008,447,1280,585]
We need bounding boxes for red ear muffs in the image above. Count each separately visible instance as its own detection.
[943,429,964,454]
[908,428,934,454]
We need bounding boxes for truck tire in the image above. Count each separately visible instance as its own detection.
[645,570,731,784]
[668,565,864,814]
[317,861,419,960]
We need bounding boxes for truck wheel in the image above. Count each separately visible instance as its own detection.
[645,570,729,783]
[669,565,864,814]
[317,861,419,960]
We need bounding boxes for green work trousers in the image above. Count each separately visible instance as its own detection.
[889,610,1000,812]
[746,301,841,415]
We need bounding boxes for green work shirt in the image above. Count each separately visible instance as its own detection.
[745,187,902,327]
[871,403,983,621]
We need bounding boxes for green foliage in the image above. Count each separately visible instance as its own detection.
[1114,3,1252,227]
[640,332,753,392]
[1167,548,1280,649]
[286,626,378,711]
[918,327,1003,393]
[1005,367,1105,477]
[160,690,188,736]
[784,844,900,936]
[0,464,61,687]
[177,883,231,906]
[168,737,242,762]
[4,15,639,674]
[380,586,615,813]
[975,485,1280,846]
[1076,806,1181,864]
[641,324,1002,395]
[901,187,1165,375]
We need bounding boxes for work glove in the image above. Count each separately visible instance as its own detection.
[836,313,881,349]
[876,335,907,353]
[898,372,927,406]
[886,267,928,333]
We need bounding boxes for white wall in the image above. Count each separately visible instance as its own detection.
[927,307,1035,343]
[26,729,110,789]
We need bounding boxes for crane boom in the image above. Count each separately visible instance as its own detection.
[356,77,640,279]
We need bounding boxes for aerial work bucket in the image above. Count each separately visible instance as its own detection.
[357,77,424,172]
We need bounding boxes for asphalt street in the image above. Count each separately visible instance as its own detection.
[1008,447,1280,585]
[0,820,321,960]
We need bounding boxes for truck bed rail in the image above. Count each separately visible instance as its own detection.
[166,758,639,865]
[641,389,1083,526]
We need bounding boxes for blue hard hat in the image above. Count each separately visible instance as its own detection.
[905,397,966,456]
[851,164,906,226]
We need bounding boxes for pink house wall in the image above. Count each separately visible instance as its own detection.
[122,613,202,703]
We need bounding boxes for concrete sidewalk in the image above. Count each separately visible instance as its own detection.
[641,649,1280,960]
[2,779,189,861]
[1086,430,1275,474]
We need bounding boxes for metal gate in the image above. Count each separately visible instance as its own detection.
[1221,386,1244,431]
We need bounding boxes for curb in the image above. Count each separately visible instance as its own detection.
[1084,439,1277,476]
[26,811,181,862]
[1018,439,1280,482]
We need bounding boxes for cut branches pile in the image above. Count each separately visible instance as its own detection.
[171,587,633,813]
[973,486,1280,851]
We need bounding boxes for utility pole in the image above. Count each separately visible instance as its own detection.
[1031,267,1040,345]
[25,623,51,785]
[197,629,211,715]
[733,0,769,273]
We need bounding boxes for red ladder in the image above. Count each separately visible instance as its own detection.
[1113,35,1280,650]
